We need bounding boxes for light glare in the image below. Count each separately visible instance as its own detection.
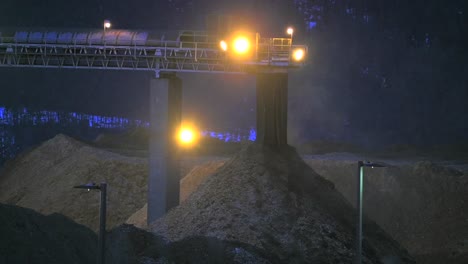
[220,40,228,51]
[178,126,198,146]
[233,37,250,54]
[104,20,111,29]
[180,129,194,144]
[287,27,294,35]
[293,48,305,61]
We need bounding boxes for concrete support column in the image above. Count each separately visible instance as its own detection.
[147,74,182,225]
[256,73,289,146]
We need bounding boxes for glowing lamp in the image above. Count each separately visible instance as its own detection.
[177,126,198,146]
[220,40,228,51]
[292,48,305,61]
[103,20,111,29]
[180,129,194,143]
[287,27,294,35]
[233,36,250,54]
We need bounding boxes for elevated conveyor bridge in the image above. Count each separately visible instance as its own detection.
[0,29,306,74]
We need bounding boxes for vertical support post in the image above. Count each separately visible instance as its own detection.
[103,26,106,57]
[167,77,182,210]
[148,74,182,225]
[256,72,288,146]
[356,161,364,264]
[98,182,107,264]
[255,33,259,61]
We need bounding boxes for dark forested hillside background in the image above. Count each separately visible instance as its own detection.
[0,0,467,155]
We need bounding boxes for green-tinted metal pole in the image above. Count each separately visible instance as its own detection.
[355,161,386,263]
[73,182,107,264]
[97,183,107,264]
[356,161,364,264]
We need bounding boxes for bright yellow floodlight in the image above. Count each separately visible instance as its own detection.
[233,36,250,54]
[180,129,194,144]
[220,40,228,51]
[292,48,305,61]
[177,125,198,146]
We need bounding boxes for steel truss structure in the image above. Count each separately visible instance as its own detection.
[0,30,307,74]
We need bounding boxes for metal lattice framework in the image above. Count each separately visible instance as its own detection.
[0,30,307,74]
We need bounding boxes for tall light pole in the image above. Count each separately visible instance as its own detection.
[103,20,111,58]
[356,161,386,264]
[287,27,294,62]
[287,27,294,45]
[74,182,107,264]
[103,20,111,32]
[103,19,111,45]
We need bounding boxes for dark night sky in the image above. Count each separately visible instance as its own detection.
[0,0,298,128]
[0,0,302,134]
[1,0,467,147]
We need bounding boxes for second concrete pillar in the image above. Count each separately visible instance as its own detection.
[256,73,289,146]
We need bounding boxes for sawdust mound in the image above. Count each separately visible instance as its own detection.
[305,158,468,264]
[180,160,226,202]
[0,203,97,264]
[126,160,226,228]
[0,134,148,232]
[150,143,414,263]
[125,204,149,230]
[106,224,277,264]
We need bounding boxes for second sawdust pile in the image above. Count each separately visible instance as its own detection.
[150,143,414,263]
